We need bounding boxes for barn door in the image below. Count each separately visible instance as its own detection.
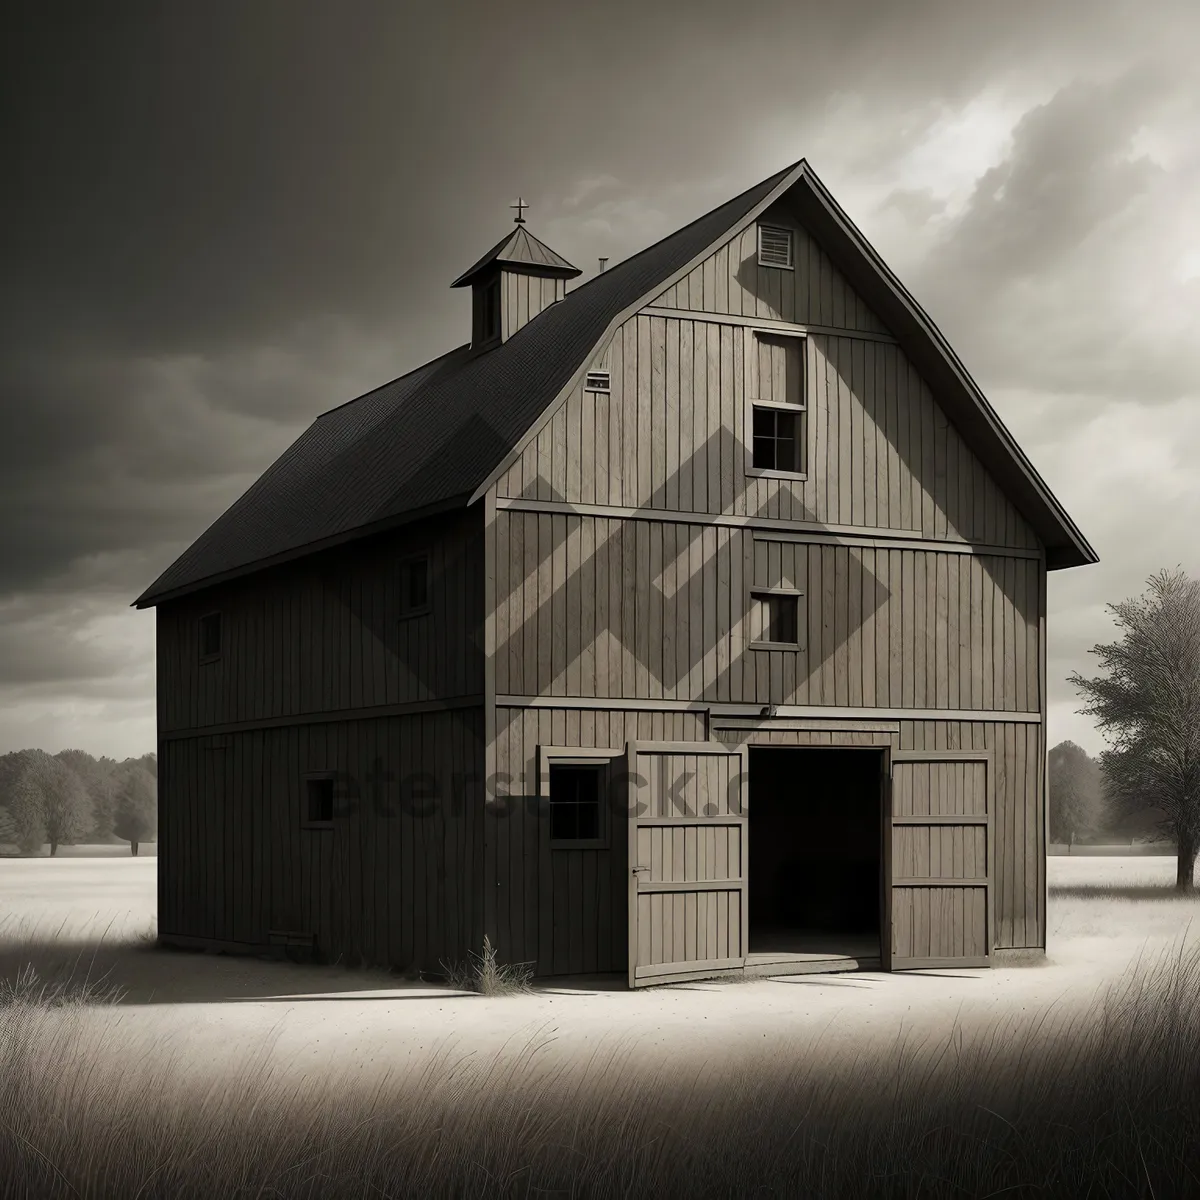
[884,751,993,970]
[625,741,749,988]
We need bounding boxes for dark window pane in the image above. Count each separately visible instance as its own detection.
[307,778,333,823]
[400,558,429,614]
[774,596,799,643]
[752,407,776,438]
[200,613,221,657]
[549,765,602,842]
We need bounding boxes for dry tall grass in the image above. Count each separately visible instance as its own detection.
[0,935,1197,1196]
[2,863,1199,1197]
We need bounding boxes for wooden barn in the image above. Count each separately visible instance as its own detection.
[135,159,1097,986]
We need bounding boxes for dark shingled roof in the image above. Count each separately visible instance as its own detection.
[450,224,582,287]
[134,161,797,607]
[135,157,1097,608]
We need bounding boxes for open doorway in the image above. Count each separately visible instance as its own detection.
[747,746,883,962]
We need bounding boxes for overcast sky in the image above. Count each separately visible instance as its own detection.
[2,1,1197,759]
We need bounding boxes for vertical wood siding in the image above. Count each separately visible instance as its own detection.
[503,273,567,341]
[653,201,891,333]
[489,706,707,974]
[489,711,1043,970]
[496,256,1039,551]
[158,508,485,733]
[158,707,484,973]
[495,513,1041,712]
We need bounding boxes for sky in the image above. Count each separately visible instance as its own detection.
[2,0,1197,759]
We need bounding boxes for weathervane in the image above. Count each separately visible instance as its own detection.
[510,197,529,224]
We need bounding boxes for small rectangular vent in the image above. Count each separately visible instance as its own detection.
[585,370,610,392]
[758,224,794,269]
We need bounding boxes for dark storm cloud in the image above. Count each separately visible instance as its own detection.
[0,0,1195,747]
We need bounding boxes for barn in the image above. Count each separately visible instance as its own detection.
[134,158,1097,986]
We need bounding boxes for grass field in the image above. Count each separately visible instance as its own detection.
[1,852,1197,1197]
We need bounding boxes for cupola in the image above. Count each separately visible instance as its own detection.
[451,198,581,348]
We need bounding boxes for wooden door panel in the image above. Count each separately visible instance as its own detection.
[626,741,749,986]
[885,751,993,970]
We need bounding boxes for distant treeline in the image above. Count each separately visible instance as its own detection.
[1048,740,1164,847]
[0,748,157,856]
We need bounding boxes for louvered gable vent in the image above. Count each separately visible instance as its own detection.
[585,370,610,392]
[757,224,793,269]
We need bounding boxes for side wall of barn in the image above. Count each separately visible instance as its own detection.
[157,507,487,971]
[158,707,485,971]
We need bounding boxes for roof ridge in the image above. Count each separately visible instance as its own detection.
[559,159,805,300]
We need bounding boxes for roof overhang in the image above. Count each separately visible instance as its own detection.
[132,491,474,609]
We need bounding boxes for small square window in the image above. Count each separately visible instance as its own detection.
[757,224,794,269]
[753,593,801,646]
[398,556,430,617]
[548,764,602,842]
[585,370,610,392]
[752,406,802,472]
[199,612,221,659]
[305,777,334,825]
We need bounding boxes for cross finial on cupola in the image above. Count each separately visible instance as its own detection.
[451,203,581,348]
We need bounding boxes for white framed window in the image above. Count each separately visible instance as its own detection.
[744,328,807,479]
[585,370,610,393]
[757,224,794,269]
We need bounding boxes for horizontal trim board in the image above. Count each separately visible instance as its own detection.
[634,817,747,827]
[892,815,988,825]
[714,719,900,733]
[892,957,991,970]
[495,498,1043,559]
[635,957,745,979]
[499,696,1044,723]
[642,305,900,344]
[637,879,743,893]
[743,957,878,978]
[892,877,989,887]
[162,694,484,740]
[892,750,993,761]
[157,932,265,956]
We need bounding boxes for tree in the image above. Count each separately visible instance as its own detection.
[7,750,94,856]
[55,749,120,841]
[1070,568,1200,890]
[112,764,157,856]
[1048,741,1108,846]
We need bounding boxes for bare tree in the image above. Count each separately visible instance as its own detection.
[8,750,94,856]
[112,763,157,856]
[1048,741,1108,848]
[1070,568,1200,890]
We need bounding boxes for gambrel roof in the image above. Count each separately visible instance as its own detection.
[134,160,1096,608]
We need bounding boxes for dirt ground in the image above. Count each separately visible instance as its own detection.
[1,851,1195,1086]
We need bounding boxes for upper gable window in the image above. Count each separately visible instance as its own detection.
[757,224,794,269]
[746,330,806,478]
[585,370,610,393]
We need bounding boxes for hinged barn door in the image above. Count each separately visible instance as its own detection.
[626,741,749,987]
[884,751,993,970]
